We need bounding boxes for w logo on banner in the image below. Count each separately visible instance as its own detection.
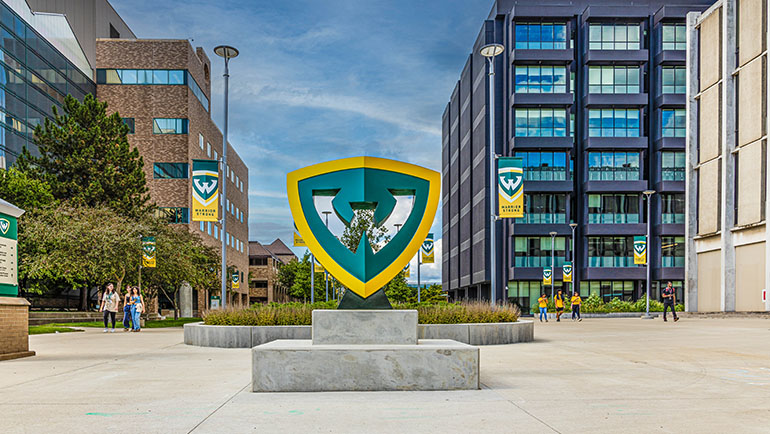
[543,267,552,285]
[421,233,435,264]
[192,160,219,222]
[498,157,524,218]
[193,174,218,205]
[562,262,573,283]
[0,218,9,235]
[633,236,647,265]
[498,172,522,200]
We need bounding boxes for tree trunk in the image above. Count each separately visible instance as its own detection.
[79,286,87,311]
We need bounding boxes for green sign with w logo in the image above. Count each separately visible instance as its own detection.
[633,236,647,265]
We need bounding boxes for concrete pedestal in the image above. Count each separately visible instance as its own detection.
[252,310,480,392]
[179,282,192,318]
[0,297,35,361]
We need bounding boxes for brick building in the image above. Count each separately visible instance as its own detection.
[249,240,295,304]
[95,39,250,309]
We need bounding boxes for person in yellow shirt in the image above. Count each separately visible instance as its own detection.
[571,291,582,322]
[537,293,548,322]
[554,289,565,322]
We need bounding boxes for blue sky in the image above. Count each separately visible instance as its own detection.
[111,0,492,282]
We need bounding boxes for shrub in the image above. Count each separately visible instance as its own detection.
[529,293,684,314]
[203,301,519,326]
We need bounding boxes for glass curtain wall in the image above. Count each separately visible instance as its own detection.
[515,193,567,223]
[514,23,568,49]
[588,151,641,180]
[588,194,640,223]
[514,236,567,267]
[587,236,636,267]
[514,151,570,180]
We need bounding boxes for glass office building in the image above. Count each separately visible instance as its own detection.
[0,0,96,168]
[441,0,712,312]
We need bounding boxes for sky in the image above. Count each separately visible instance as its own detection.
[110,0,492,283]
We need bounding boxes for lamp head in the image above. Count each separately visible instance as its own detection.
[643,190,656,197]
[214,45,239,59]
[549,231,558,236]
[569,223,578,229]
[479,43,504,58]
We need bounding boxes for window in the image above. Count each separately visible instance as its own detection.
[122,118,135,134]
[515,194,567,223]
[207,221,212,235]
[588,194,640,223]
[214,225,218,240]
[98,69,185,85]
[514,151,569,181]
[661,66,686,94]
[186,71,209,111]
[588,66,640,94]
[662,24,686,51]
[207,142,211,157]
[214,150,218,160]
[514,22,568,49]
[199,221,204,231]
[588,152,641,181]
[514,108,567,137]
[514,236,567,267]
[661,193,685,223]
[153,118,188,134]
[661,151,685,181]
[250,257,268,266]
[155,207,189,224]
[508,281,568,312]
[661,236,685,267]
[589,24,641,50]
[153,162,189,179]
[579,280,636,302]
[514,66,568,93]
[240,180,244,192]
[661,109,685,137]
[588,109,640,137]
[199,133,204,150]
[250,280,268,289]
[587,236,635,267]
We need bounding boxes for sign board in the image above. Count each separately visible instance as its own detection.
[210,295,221,309]
[421,233,434,264]
[192,159,219,222]
[293,224,306,247]
[0,209,20,296]
[543,267,552,285]
[562,262,572,283]
[633,236,647,265]
[497,157,524,218]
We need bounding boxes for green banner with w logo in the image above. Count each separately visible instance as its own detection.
[142,236,156,268]
[633,236,647,265]
[498,157,524,218]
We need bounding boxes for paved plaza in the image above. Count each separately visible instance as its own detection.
[1,317,769,433]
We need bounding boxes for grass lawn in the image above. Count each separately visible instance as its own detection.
[30,317,202,334]
[29,325,84,335]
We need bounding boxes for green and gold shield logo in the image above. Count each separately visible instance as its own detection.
[287,157,440,300]
[0,218,9,235]
[634,236,647,265]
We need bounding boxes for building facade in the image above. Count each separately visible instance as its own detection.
[95,38,250,309]
[0,0,131,168]
[248,239,296,304]
[442,0,712,311]
[685,0,770,312]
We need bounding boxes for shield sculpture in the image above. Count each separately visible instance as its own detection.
[287,157,440,308]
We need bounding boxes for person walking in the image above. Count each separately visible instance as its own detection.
[99,283,119,333]
[554,289,565,322]
[537,293,548,322]
[571,291,582,321]
[130,286,145,332]
[662,281,679,322]
[122,289,133,331]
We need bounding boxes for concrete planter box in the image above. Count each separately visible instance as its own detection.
[186,320,534,348]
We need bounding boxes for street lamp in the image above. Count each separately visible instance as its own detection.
[642,190,656,319]
[322,211,332,302]
[549,231,557,299]
[569,222,577,295]
[214,45,238,309]
[479,43,504,305]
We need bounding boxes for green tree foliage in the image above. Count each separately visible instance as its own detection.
[16,94,150,218]
[339,209,390,253]
[276,252,326,301]
[385,278,445,303]
[0,168,55,211]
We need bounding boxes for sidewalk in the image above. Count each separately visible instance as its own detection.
[1,318,769,433]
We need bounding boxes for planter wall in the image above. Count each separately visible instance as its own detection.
[184,320,534,349]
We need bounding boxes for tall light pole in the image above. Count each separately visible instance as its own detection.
[549,231,557,299]
[642,190,656,319]
[480,42,504,305]
[569,223,577,295]
[214,45,238,309]
[322,211,332,302]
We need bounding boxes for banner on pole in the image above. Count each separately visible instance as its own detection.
[403,263,410,278]
[232,271,240,289]
[543,267,552,285]
[497,157,524,218]
[562,262,572,283]
[421,233,435,264]
[191,159,219,222]
[314,261,325,273]
[634,236,647,265]
[293,223,306,247]
[141,236,156,268]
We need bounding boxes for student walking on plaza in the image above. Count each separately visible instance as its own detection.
[99,283,119,333]
[129,286,145,332]
[122,289,133,331]
[554,289,565,322]
[571,291,582,321]
[662,281,679,322]
[538,293,548,322]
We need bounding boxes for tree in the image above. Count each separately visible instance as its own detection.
[0,168,55,211]
[384,272,413,302]
[16,94,150,218]
[339,209,390,253]
[420,283,447,303]
[277,252,326,301]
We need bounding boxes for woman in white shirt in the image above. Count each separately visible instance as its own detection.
[99,283,119,333]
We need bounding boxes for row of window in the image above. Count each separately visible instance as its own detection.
[513,22,686,52]
[587,151,641,181]
[587,109,640,137]
[509,281,684,310]
[587,236,684,267]
[514,109,568,137]
[199,133,245,193]
[513,151,571,181]
[96,69,209,112]
[588,66,640,94]
[196,220,246,253]
[514,193,567,224]
[514,65,684,96]
[514,108,684,139]
[514,66,568,94]
[122,117,192,135]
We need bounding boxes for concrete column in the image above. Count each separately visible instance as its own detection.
[179,282,192,318]
[685,11,701,312]
[720,0,737,312]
